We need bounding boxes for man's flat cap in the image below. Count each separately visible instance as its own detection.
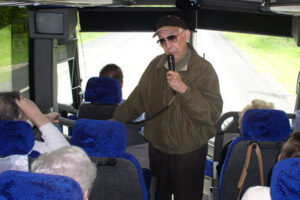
[153,15,188,37]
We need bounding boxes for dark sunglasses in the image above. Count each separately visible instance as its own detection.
[157,32,183,46]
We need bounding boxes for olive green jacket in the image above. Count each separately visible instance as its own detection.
[113,45,223,154]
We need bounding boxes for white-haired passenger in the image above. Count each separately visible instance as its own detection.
[216,99,275,177]
[238,99,274,130]
[31,145,97,200]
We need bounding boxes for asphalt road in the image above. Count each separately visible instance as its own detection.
[76,30,296,113]
[197,30,296,113]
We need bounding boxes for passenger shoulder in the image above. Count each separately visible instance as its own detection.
[241,186,271,200]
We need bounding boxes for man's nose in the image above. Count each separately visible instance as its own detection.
[165,39,172,49]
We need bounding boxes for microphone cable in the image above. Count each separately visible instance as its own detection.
[128,54,177,125]
[127,95,175,125]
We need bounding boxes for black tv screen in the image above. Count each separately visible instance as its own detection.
[29,8,77,39]
[35,12,64,34]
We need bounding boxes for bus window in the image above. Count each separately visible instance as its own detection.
[57,62,73,105]
[0,7,29,98]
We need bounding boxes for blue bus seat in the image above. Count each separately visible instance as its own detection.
[205,157,213,178]
[0,120,39,173]
[0,170,83,200]
[71,119,148,200]
[67,77,121,136]
[78,77,121,119]
[84,76,122,104]
[0,120,34,156]
[271,157,300,200]
[219,109,291,200]
[68,76,146,146]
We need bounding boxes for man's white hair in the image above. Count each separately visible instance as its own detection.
[31,146,97,194]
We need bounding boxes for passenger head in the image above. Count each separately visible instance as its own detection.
[238,99,274,130]
[278,131,300,161]
[0,91,21,121]
[99,64,123,87]
[153,15,190,62]
[31,146,97,200]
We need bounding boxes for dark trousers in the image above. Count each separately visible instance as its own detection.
[149,143,208,200]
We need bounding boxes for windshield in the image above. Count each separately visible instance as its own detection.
[77,30,297,113]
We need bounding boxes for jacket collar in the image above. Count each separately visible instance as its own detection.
[156,43,193,72]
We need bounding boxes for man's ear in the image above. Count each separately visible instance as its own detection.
[184,29,191,42]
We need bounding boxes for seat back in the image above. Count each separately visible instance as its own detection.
[72,77,146,148]
[219,109,291,200]
[0,120,34,156]
[78,104,118,120]
[0,120,38,173]
[0,170,83,200]
[270,157,300,200]
[78,77,122,120]
[67,77,121,135]
[71,119,148,200]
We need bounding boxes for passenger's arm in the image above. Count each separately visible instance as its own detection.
[35,122,70,153]
[113,83,145,123]
[16,98,69,153]
[113,67,149,123]
[16,97,49,128]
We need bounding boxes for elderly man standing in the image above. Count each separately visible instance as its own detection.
[112,15,223,200]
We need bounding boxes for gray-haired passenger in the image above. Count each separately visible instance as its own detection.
[31,145,97,200]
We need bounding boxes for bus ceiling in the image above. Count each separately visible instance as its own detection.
[0,0,299,13]
[0,0,135,7]
[78,7,292,38]
[3,0,300,39]
[0,0,299,12]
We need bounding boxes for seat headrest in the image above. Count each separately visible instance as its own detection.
[241,109,291,141]
[271,158,300,200]
[85,77,122,104]
[0,120,34,156]
[0,170,83,200]
[71,119,127,157]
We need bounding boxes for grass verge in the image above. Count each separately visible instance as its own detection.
[78,32,105,43]
[223,32,300,94]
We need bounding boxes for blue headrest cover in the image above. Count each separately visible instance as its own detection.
[85,77,122,104]
[271,158,300,200]
[241,109,291,141]
[0,170,83,200]
[71,119,127,157]
[0,120,34,156]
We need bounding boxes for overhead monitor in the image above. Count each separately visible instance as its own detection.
[29,8,77,40]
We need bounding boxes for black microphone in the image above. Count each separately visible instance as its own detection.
[167,54,176,95]
[168,54,175,71]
